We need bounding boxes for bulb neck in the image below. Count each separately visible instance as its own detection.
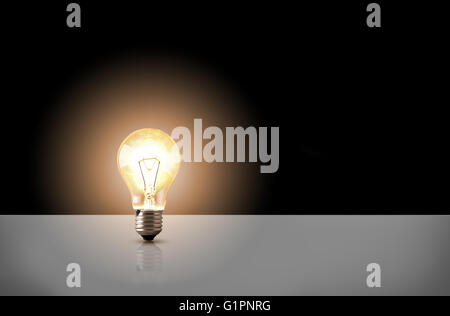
[135,209,163,240]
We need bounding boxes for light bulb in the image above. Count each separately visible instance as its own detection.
[117,128,181,240]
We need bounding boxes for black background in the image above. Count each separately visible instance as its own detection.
[2,1,449,214]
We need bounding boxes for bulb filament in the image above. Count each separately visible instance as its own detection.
[138,158,160,209]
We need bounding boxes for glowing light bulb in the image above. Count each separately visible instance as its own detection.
[117,128,181,240]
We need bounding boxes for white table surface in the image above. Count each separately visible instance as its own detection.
[0,215,449,295]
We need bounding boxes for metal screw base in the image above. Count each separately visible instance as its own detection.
[135,210,162,240]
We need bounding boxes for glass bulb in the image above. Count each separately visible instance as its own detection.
[117,128,181,240]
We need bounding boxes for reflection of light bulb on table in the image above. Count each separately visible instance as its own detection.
[136,242,163,272]
[117,128,181,240]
